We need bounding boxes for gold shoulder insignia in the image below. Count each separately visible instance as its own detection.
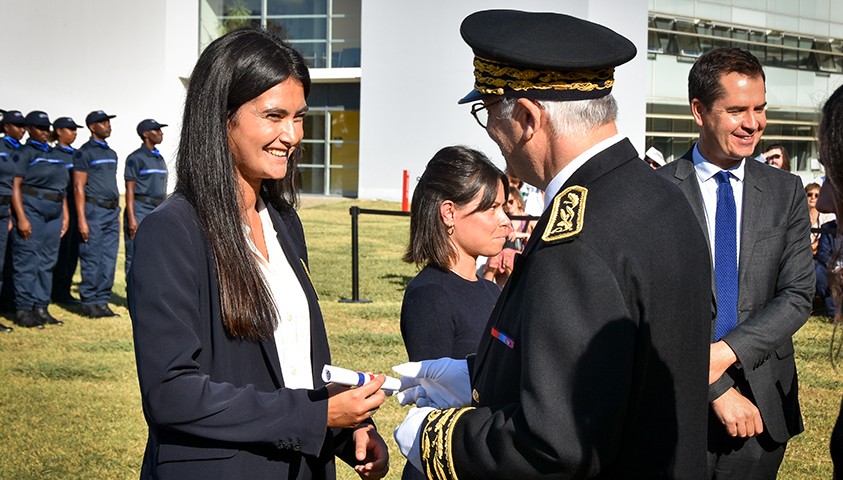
[542,185,588,243]
[421,407,475,480]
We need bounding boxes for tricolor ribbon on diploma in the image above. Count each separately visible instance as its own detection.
[321,365,401,395]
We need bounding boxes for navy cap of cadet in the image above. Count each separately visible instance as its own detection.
[1,110,25,126]
[85,110,116,125]
[53,117,84,129]
[136,119,168,136]
[25,111,52,128]
[458,10,637,104]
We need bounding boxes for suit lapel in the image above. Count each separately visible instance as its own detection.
[671,153,711,248]
[265,202,319,303]
[253,199,328,389]
[266,200,332,388]
[738,160,764,289]
[672,153,718,338]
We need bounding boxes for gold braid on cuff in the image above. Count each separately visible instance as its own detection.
[420,407,474,480]
[473,56,614,96]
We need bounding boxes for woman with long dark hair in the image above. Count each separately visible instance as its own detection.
[818,83,843,477]
[399,145,510,479]
[128,29,388,480]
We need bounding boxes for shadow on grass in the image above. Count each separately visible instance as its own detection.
[12,362,116,381]
[110,291,128,308]
[382,273,413,290]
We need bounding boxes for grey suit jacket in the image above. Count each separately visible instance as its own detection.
[657,148,814,443]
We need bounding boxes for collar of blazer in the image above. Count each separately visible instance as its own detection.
[674,145,771,194]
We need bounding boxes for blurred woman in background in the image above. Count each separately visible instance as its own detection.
[763,144,791,171]
[806,182,835,256]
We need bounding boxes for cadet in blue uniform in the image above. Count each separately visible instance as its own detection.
[124,118,167,274]
[11,111,67,327]
[73,110,119,318]
[395,11,712,479]
[50,117,84,303]
[52,116,84,306]
[0,110,28,332]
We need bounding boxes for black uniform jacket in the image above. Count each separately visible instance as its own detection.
[420,139,712,479]
[658,150,813,444]
[128,193,358,480]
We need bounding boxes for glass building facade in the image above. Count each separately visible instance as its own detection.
[200,0,362,196]
[200,1,843,192]
[646,0,843,176]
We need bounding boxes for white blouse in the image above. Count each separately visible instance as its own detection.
[244,200,313,390]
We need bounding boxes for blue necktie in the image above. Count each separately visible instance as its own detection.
[714,171,738,341]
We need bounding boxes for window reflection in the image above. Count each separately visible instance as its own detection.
[648,14,843,74]
[201,0,361,69]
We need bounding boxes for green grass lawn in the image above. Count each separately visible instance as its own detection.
[0,197,838,478]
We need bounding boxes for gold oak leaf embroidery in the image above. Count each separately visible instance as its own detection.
[542,186,587,242]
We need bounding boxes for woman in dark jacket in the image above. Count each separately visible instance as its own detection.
[128,28,388,480]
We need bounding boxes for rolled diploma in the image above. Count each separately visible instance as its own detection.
[321,365,401,394]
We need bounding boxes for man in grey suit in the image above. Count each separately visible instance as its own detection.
[658,47,814,479]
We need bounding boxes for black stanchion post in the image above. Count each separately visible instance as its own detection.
[340,206,372,303]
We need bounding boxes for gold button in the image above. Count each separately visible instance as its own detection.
[472,389,480,403]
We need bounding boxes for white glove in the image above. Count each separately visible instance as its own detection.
[393,358,471,409]
[394,406,434,473]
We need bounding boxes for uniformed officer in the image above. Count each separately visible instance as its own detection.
[50,116,84,303]
[124,118,168,275]
[0,110,28,332]
[52,115,84,306]
[73,110,120,318]
[394,10,712,479]
[11,111,67,327]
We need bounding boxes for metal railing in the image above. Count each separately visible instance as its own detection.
[340,206,539,303]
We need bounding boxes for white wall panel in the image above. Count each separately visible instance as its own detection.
[359,0,647,201]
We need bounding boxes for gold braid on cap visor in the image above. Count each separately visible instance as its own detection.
[473,56,615,95]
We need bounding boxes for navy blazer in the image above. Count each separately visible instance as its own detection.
[129,194,357,479]
[658,150,814,444]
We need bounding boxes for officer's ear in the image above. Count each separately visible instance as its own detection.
[513,98,544,142]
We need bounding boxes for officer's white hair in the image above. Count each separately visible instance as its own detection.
[497,94,618,138]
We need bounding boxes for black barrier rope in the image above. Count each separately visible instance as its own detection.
[340,206,833,303]
[339,206,539,303]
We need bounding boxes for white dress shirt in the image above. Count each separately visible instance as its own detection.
[692,144,745,262]
[244,200,313,390]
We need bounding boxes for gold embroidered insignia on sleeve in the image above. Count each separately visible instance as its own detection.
[421,407,475,480]
[542,185,588,243]
[300,258,319,299]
